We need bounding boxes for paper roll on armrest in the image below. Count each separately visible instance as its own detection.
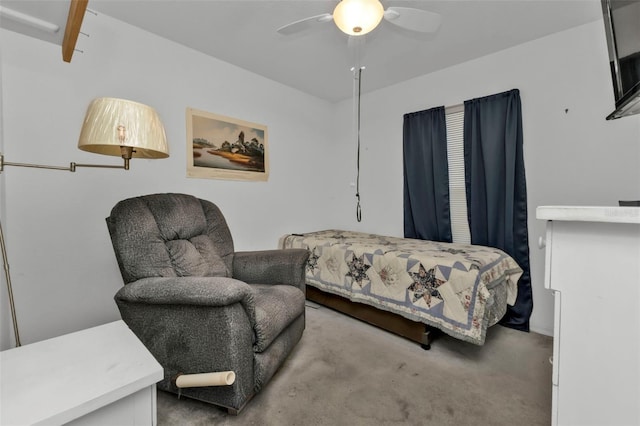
[175,371,236,388]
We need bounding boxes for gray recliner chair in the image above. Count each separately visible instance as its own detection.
[105,193,309,414]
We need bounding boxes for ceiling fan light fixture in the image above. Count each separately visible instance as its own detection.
[333,0,384,36]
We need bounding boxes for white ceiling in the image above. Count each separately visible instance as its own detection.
[1,0,604,102]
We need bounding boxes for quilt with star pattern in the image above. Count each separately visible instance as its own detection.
[279,230,522,345]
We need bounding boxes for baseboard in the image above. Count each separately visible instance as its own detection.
[529,324,553,337]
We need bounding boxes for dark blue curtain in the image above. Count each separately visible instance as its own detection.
[403,106,452,242]
[463,89,533,331]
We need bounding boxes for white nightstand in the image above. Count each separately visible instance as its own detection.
[1,320,163,425]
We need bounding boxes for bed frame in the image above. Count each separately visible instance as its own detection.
[306,286,439,349]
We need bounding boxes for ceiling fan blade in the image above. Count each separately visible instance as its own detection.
[383,7,442,33]
[276,13,333,35]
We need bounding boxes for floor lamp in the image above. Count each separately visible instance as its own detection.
[0,97,169,347]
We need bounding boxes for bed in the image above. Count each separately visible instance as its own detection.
[279,230,522,346]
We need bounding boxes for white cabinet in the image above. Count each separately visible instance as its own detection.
[537,206,640,426]
[1,320,163,425]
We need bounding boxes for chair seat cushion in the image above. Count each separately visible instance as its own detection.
[250,284,305,353]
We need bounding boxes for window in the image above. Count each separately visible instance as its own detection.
[445,106,471,244]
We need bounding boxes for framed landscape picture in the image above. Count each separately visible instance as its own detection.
[186,108,269,181]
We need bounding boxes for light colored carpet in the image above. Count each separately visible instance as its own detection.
[158,303,552,426]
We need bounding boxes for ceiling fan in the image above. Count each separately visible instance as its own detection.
[276,0,442,37]
[277,1,442,223]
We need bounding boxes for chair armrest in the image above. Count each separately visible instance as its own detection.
[114,276,257,410]
[114,276,254,308]
[232,249,309,291]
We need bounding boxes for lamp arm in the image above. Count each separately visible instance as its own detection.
[72,158,130,171]
[0,152,131,172]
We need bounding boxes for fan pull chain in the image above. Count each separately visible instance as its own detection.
[352,66,364,222]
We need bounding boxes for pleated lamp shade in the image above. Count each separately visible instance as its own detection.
[78,97,169,159]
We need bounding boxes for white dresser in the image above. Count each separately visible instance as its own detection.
[537,206,640,426]
[1,320,163,425]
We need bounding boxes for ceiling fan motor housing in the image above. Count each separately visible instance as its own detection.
[333,0,385,36]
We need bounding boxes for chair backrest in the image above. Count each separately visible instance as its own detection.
[106,193,234,284]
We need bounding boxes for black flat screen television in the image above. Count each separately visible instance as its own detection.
[601,0,640,120]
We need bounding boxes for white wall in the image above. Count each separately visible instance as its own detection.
[0,12,340,348]
[330,20,640,335]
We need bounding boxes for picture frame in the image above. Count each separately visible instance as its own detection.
[186,108,269,181]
